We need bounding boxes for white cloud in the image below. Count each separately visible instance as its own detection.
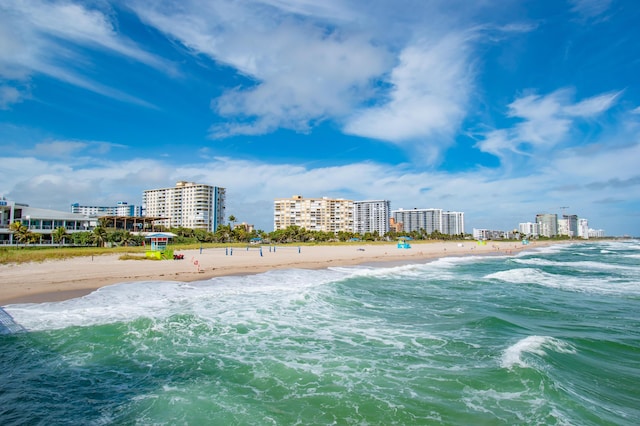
[563,90,622,116]
[131,0,392,138]
[0,85,25,109]
[343,33,474,150]
[0,0,170,105]
[477,88,620,158]
[4,135,639,236]
[569,0,612,20]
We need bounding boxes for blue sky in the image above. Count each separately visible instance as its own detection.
[1,0,639,236]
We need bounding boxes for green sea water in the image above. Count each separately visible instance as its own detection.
[2,240,639,425]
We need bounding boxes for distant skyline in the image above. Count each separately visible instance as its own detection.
[1,0,639,235]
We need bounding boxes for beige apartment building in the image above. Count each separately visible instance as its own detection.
[274,195,353,233]
[143,181,226,232]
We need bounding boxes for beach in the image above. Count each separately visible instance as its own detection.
[0,240,545,305]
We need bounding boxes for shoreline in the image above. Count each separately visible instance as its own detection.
[0,240,561,305]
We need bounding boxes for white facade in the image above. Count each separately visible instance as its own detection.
[473,228,490,240]
[519,222,540,237]
[536,213,558,237]
[1,198,97,244]
[577,218,589,239]
[143,181,225,232]
[353,200,390,235]
[392,208,441,234]
[71,201,142,217]
[274,195,354,233]
[442,211,465,236]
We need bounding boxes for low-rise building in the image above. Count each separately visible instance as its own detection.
[71,201,142,217]
[0,198,97,245]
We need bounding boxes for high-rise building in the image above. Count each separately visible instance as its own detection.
[273,195,353,233]
[442,211,465,236]
[558,214,578,238]
[519,222,540,237]
[71,201,142,217]
[577,218,589,239]
[353,200,390,235]
[391,208,443,234]
[143,181,225,232]
[535,213,558,237]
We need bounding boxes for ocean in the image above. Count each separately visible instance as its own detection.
[1,240,639,425]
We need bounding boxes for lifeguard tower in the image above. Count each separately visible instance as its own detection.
[145,232,175,259]
[397,236,412,249]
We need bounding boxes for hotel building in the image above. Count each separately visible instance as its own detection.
[274,195,353,233]
[143,181,225,232]
[71,201,142,217]
[353,200,390,235]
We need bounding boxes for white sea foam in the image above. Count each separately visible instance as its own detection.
[501,335,575,369]
[485,268,640,295]
[513,257,638,272]
[6,267,350,331]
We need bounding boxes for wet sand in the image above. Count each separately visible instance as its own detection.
[0,240,553,305]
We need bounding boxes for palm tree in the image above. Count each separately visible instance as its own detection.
[92,226,108,247]
[9,221,31,245]
[52,227,68,247]
[228,215,236,230]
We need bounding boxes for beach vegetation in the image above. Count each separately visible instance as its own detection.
[52,227,68,247]
[9,221,33,246]
[92,226,108,247]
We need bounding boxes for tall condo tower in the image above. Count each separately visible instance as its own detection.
[143,181,225,232]
[353,200,391,235]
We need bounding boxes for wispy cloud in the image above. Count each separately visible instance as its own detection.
[0,0,170,106]
[343,32,475,158]
[131,0,392,138]
[476,88,621,159]
[0,85,26,109]
[569,0,613,20]
[25,139,126,159]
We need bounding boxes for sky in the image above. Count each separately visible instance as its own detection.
[1,0,639,236]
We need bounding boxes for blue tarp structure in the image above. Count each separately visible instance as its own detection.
[397,236,412,249]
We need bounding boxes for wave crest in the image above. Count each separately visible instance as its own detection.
[501,335,575,369]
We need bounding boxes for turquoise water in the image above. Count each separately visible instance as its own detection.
[2,241,639,425]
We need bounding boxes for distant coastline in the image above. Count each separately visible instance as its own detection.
[1,240,567,305]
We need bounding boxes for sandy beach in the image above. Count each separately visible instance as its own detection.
[0,240,555,305]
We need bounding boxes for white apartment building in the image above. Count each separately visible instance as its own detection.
[392,208,443,234]
[536,213,558,237]
[274,195,354,233]
[577,218,589,239]
[353,200,390,235]
[143,181,225,232]
[442,211,465,236]
[519,222,540,237]
[473,228,491,240]
[71,201,142,217]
